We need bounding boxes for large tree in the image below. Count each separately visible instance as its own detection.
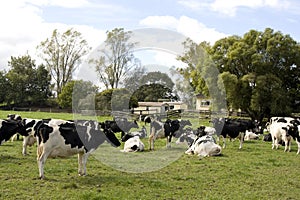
[37,28,90,96]
[212,28,300,120]
[0,71,9,103]
[178,28,300,120]
[131,71,178,102]
[178,40,227,111]
[58,80,98,110]
[89,28,139,89]
[5,55,52,106]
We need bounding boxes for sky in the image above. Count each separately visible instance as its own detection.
[1,0,300,75]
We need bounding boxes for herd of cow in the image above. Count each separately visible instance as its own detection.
[1,114,300,179]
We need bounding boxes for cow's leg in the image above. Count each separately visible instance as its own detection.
[239,132,245,149]
[296,139,300,155]
[222,136,226,149]
[148,136,154,150]
[284,139,291,152]
[78,153,84,175]
[37,148,50,180]
[166,135,172,148]
[78,153,89,176]
[22,136,29,156]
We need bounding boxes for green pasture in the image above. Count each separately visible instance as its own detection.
[0,110,300,199]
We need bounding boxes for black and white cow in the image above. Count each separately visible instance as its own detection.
[121,126,147,142]
[0,119,34,145]
[120,135,145,152]
[7,114,23,141]
[18,118,73,155]
[268,118,300,153]
[175,127,197,146]
[211,118,258,149]
[99,118,139,138]
[148,119,192,150]
[244,130,259,141]
[185,135,222,158]
[36,122,121,179]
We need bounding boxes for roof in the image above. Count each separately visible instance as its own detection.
[138,101,186,107]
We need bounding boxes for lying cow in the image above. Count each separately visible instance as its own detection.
[185,135,222,158]
[121,135,145,152]
[244,130,259,141]
[121,126,147,142]
[36,122,121,179]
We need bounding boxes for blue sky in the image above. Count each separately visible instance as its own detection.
[1,0,300,72]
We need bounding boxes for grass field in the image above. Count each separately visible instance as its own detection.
[1,111,300,200]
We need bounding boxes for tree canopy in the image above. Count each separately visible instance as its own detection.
[90,28,139,89]
[179,28,300,120]
[37,28,90,96]
[4,55,52,106]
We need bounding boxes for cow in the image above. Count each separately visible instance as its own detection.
[17,118,72,155]
[36,122,121,179]
[185,135,222,158]
[0,119,34,145]
[244,130,259,141]
[120,135,145,152]
[269,119,300,153]
[148,119,192,150]
[211,118,258,149]
[175,127,197,146]
[121,126,147,142]
[99,118,139,138]
[7,114,23,141]
[268,119,290,150]
[263,133,272,142]
[173,119,193,138]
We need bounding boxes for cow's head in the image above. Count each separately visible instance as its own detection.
[283,125,299,141]
[103,128,121,147]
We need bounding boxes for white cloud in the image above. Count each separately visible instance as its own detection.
[178,0,291,17]
[0,1,105,70]
[139,15,227,44]
[211,0,290,16]
[140,16,179,29]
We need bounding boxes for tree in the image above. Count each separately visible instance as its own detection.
[131,71,178,102]
[95,88,138,111]
[58,80,98,110]
[178,40,227,111]
[89,28,139,89]
[37,28,90,96]
[210,28,300,119]
[123,66,147,92]
[5,55,51,106]
[0,71,9,103]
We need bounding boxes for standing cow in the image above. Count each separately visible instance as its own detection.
[36,122,121,179]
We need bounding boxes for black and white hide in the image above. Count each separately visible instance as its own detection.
[185,135,222,158]
[148,119,183,150]
[36,122,121,179]
[175,127,197,146]
[121,135,145,152]
[0,119,34,145]
[244,130,259,141]
[211,118,257,149]
[121,126,147,142]
[99,118,139,138]
[7,114,23,141]
[19,118,73,155]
